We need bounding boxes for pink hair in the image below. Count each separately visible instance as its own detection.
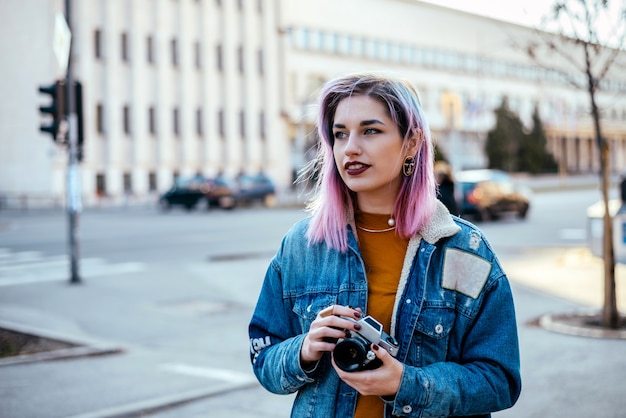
[304,73,437,252]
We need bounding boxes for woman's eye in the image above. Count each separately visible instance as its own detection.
[364,128,379,135]
[333,131,347,140]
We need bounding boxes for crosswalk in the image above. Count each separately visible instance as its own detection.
[0,247,145,287]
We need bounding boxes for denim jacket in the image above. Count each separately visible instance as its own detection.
[249,202,521,417]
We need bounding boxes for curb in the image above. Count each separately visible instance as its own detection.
[539,311,626,339]
[0,319,124,367]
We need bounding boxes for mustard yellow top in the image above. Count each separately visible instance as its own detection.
[353,211,409,418]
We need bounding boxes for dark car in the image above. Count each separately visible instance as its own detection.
[159,173,276,211]
[235,173,276,206]
[159,176,236,211]
[456,169,531,221]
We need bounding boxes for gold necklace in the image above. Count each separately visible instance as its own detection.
[356,225,396,233]
[356,217,396,233]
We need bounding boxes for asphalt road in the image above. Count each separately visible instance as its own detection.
[1,187,608,263]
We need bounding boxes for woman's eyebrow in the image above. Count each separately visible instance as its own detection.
[361,119,384,126]
[333,119,385,129]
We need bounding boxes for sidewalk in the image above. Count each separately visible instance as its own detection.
[0,243,624,417]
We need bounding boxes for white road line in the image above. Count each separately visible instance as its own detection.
[0,255,67,272]
[559,228,586,240]
[0,251,43,265]
[0,248,145,286]
[158,363,256,385]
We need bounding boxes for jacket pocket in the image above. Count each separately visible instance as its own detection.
[410,306,456,364]
[292,292,337,331]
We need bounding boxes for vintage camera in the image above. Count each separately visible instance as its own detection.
[333,315,399,372]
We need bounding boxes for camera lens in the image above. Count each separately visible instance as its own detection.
[333,338,369,372]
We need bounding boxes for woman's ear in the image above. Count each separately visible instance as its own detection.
[406,133,422,154]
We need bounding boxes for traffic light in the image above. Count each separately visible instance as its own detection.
[38,80,66,142]
[74,81,84,161]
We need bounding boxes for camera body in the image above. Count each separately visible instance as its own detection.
[333,315,399,372]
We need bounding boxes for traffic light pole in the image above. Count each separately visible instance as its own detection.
[65,0,81,284]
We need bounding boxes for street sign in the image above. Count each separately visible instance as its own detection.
[53,12,71,74]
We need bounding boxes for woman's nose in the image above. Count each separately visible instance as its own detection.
[344,133,361,155]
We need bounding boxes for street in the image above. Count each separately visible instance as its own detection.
[0,187,625,417]
[0,188,608,269]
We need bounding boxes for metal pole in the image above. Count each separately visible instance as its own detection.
[65,0,81,284]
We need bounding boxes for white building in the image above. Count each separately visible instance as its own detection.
[1,0,625,208]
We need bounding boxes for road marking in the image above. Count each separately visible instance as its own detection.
[159,363,256,385]
[559,228,586,240]
[0,250,43,265]
[0,248,145,287]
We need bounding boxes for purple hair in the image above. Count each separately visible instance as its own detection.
[304,72,437,252]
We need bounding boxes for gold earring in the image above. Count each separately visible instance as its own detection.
[402,155,416,177]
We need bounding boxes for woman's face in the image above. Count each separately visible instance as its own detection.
[332,95,413,213]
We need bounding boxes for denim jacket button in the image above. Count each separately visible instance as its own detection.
[402,404,413,413]
[434,324,444,334]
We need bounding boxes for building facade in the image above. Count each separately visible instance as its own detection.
[1,0,625,208]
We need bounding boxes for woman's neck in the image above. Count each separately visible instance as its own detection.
[356,191,397,215]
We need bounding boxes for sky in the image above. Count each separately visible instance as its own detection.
[420,0,554,28]
[422,0,624,46]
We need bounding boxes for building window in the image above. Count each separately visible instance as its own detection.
[148,106,156,135]
[311,30,323,51]
[194,41,202,69]
[238,45,244,73]
[216,44,223,71]
[123,105,131,135]
[239,110,245,137]
[96,103,104,134]
[259,111,265,139]
[218,109,225,138]
[147,35,154,64]
[171,38,178,67]
[123,173,132,194]
[295,28,310,49]
[354,37,365,56]
[338,35,351,55]
[173,107,180,136]
[121,32,129,62]
[196,108,203,136]
[94,29,102,59]
[328,32,339,54]
[257,49,264,76]
[148,172,157,192]
[96,173,106,197]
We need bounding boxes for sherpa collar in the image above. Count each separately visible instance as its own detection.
[419,200,461,244]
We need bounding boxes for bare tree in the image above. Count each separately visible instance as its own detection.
[524,0,626,329]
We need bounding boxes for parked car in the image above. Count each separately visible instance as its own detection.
[159,176,236,211]
[456,169,531,221]
[159,173,276,211]
[205,176,238,209]
[235,173,276,206]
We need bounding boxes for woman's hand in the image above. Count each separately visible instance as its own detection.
[332,343,404,397]
[300,305,362,368]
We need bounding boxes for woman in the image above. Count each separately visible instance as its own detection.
[249,72,521,417]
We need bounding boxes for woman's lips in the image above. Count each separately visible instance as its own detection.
[344,162,370,175]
